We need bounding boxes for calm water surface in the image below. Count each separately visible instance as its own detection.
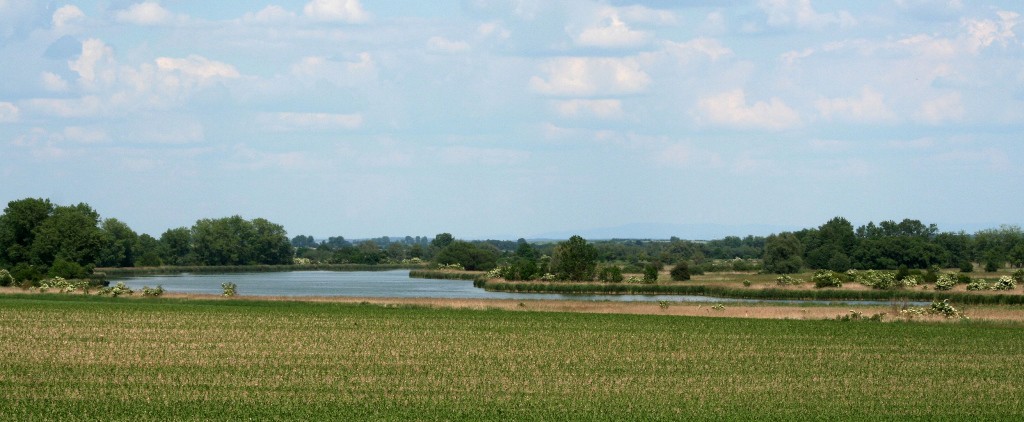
[119,270,905,305]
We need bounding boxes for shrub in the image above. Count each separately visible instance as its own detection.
[99,282,134,297]
[142,285,165,297]
[598,266,624,283]
[984,259,1000,273]
[38,277,88,293]
[0,269,13,287]
[742,280,751,288]
[1013,269,1024,284]
[642,264,659,283]
[775,275,803,286]
[966,279,989,291]
[812,270,842,288]
[901,275,921,288]
[221,282,237,297]
[670,262,691,281]
[959,261,974,273]
[625,276,643,284]
[929,299,966,319]
[934,274,957,291]
[992,276,1016,291]
[956,274,972,284]
[923,266,939,284]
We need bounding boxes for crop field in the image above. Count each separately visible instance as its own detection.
[1,294,1023,420]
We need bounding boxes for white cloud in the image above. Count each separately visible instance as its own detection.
[264,112,363,131]
[571,9,652,49]
[52,5,85,29]
[477,22,510,39]
[916,92,964,124]
[697,89,801,130]
[553,99,623,119]
[530,57,650,96]
[116,2,177,26]
[155,56,240,81]
[758,0,856,30]
[661,38,733,62]
[228,144,323,171]
[41,72,69,92]
[816,87,896,123]
[963,11,1019,52]
[242,5,296,24]
[0,102,20,123]
[426,36,470,54]
[303,0,369,23]
[69,38,117,90]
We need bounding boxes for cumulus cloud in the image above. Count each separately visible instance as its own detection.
[571,9,653,48]
[0,102,20,123]
[69,39,117,89]
[697,89,801,130]
[757,0,856,30]
[530,57,650,96]
[963,11,1020,52]
[116,2,177,26]
[816,87,896,123]
[52,5,85,29]
[41,72,69,92]
[303,0,369,23]
[553,99,623,119]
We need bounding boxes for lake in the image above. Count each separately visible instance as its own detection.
[118,270,906,305]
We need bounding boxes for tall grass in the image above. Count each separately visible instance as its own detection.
[0,294,1022,420]
[408,269,484,281]
[481,280,1024,305]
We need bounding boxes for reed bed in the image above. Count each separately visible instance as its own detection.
[1,294,1022,420]
[482,280,1024,305]
[100,263,423,277]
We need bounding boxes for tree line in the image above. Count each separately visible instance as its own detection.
[0,198,293,284]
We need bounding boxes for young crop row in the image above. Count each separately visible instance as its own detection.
[1,295,1022,420]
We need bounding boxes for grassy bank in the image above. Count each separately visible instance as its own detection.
[1,294,1023,420]
[408,269,484,281]
[481,280,1024,305]
[99,263,424,277]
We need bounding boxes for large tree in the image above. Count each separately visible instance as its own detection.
[550,235,598,281]
[29,203,105,267]
[0,198,54,266]
[763,232,804,274]
[98,218,139,267]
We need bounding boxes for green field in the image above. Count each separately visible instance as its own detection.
[1,294,1022,420]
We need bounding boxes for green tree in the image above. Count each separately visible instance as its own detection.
[98,218,139,267]
[764,232,804,274]
[250,218,294,265]
[431,233,454,249]
[436,241,499,271]
[0,198,54,266]
[550,235,598,281]
[670,262,691,281]
[29,203,105,268]
[159,227,193,265]
[191,216,254,265]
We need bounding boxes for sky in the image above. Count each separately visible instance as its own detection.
[1,0,1022,240]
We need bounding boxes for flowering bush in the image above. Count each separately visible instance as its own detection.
[293,257,313,265]
[38,277,88,294]
[930,300,966,319]
[99,282,134,297]
[486,267,504,279]
[993,275,1016,290]
[776,275,804,286]
[900,275,921,288]
[142,285,165,297]
[812,270,842,288]
[934,274,957,291]
[966,279,990,291]
[626,276,644,284]
[540,273,557,281]
[221,282,237,297]
[436,263,465,271]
